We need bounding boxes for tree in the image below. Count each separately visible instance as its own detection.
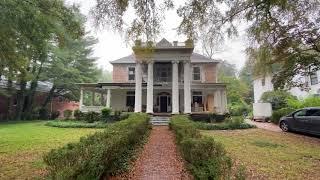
[91,0,320,89]
[97,69,113,82]
[218,61,237,79]
[260,90,296,110]
[239,59,254,104]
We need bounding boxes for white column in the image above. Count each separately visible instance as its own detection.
[184,61,191,113]
[106,89,111,108]
[172,61,179,114]
[134,62,142,112]
[146,62,154,113]
[220,89,227,114]
[79,88,83,111]
[214,90,220,114]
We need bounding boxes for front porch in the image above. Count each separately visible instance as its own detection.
[78,82,228,115]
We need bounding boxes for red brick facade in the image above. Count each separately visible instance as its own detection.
[204,64,217,83]
[112,64,130,83]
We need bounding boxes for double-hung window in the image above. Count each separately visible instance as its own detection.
[128,67,135,81]
[193,66,201,81]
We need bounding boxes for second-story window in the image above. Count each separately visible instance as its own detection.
[128,67,135,81]
[193,66,201,81]
[310,72,318,85]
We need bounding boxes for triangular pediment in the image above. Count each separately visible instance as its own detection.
[156,38,172,47]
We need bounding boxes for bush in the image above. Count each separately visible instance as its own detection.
[287,96,320,109]
[50,111,60,120]
[190,113,226,123]
[45,120,108,128]
[84,111,101,123]
[39,108,49,120]
[63,110,73,120]
[195,117,255,130]
[73,109,83,121]
[260,90,296,110]
[101,108,112,120]
[44,113,150,179]
[170,115,233,179]
[229,103,250,116]
[271,107,295,124]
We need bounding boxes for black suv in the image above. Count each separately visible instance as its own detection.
[279,107,320,135]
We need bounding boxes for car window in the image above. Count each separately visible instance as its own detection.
[306,109,319,116]
[308,109,320,116]
[294,110,307,117]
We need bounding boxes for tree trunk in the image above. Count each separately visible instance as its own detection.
[42,85,56,109]
[15,79,27,120]
[5,78,14,120]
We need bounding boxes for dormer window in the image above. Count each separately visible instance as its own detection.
[193,66,201,81]
[128,67,135,81]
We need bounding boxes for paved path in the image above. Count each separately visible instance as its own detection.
[246,119,282,132]
[112,126,191,180]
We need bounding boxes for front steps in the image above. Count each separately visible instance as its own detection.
[150,116,170,126]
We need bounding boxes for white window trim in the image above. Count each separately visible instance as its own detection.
[127,66,135,82]
[192,65,202,81]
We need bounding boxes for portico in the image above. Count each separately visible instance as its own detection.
[78,38,228,115]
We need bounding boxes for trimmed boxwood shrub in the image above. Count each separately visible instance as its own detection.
[190,113,227,123]
[101,108,112,120]
[84,111,101,123]
[44,113,150,179]
[195,116,256,130]
[45,120,108,128]
[170,115,232,179]
[271,108,295,124]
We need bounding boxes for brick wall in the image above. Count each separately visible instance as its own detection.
[204,63,217,83]
[113,64,130,83]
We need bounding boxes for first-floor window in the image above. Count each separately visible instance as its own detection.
[126,91,135,107]
[310,72,318,85]
[192,91,203,105]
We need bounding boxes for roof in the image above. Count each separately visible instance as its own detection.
[0,78,53,92]
[110,52,221,64]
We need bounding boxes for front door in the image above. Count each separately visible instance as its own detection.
[160,96,168,112]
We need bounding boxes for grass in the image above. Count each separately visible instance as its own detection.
[0,121,101,179]
[45,120,108,128]
[202,129,320,179]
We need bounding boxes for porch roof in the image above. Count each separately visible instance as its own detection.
[78,82,227,90]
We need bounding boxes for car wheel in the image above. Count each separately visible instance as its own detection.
[280,121,290,132]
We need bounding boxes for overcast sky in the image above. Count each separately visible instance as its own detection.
[65,0,248,71]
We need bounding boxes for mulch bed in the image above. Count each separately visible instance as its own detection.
[110,126,192,180]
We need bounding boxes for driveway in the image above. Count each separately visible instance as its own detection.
[246,119,282,132]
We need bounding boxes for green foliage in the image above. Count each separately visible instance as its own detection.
[271,108,295,124]
[84,111,101,123]
[101,108,112,119]
[45,121,108,128]
[287,96,320,109]
[63,110,73,120]
[43,113,150,179]
[190,113,226,123]
[73,109,83,121]
[261,90,296,110]
[195,117,256,130]
[235,165,246,180]
[170,115,233,179]
[229,102,250,116]
[50,111,60,120]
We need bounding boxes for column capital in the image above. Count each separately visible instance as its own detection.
[182,60,190,64]
[171,60,179,64]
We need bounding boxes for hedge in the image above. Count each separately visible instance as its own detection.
[45,120,108,128]
[170,115,232,179]
[271,107,295,124]
[195,117,256,130]
[44,113,150,179]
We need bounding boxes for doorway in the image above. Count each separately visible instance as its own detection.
[160,96,168,112]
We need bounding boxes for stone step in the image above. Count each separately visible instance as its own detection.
[150,116,170,125]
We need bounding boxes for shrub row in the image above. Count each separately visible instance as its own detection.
[74,109,129,123]
[170,115,232,179]
[44,113,150,179]
[45,120,108,128]
[195,117,256,130]
[190,113,227,123]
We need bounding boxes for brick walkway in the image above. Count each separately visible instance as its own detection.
[112,126,192,180]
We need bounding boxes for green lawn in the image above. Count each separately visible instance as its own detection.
[0,121,101,179]
[202,129,320,179]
